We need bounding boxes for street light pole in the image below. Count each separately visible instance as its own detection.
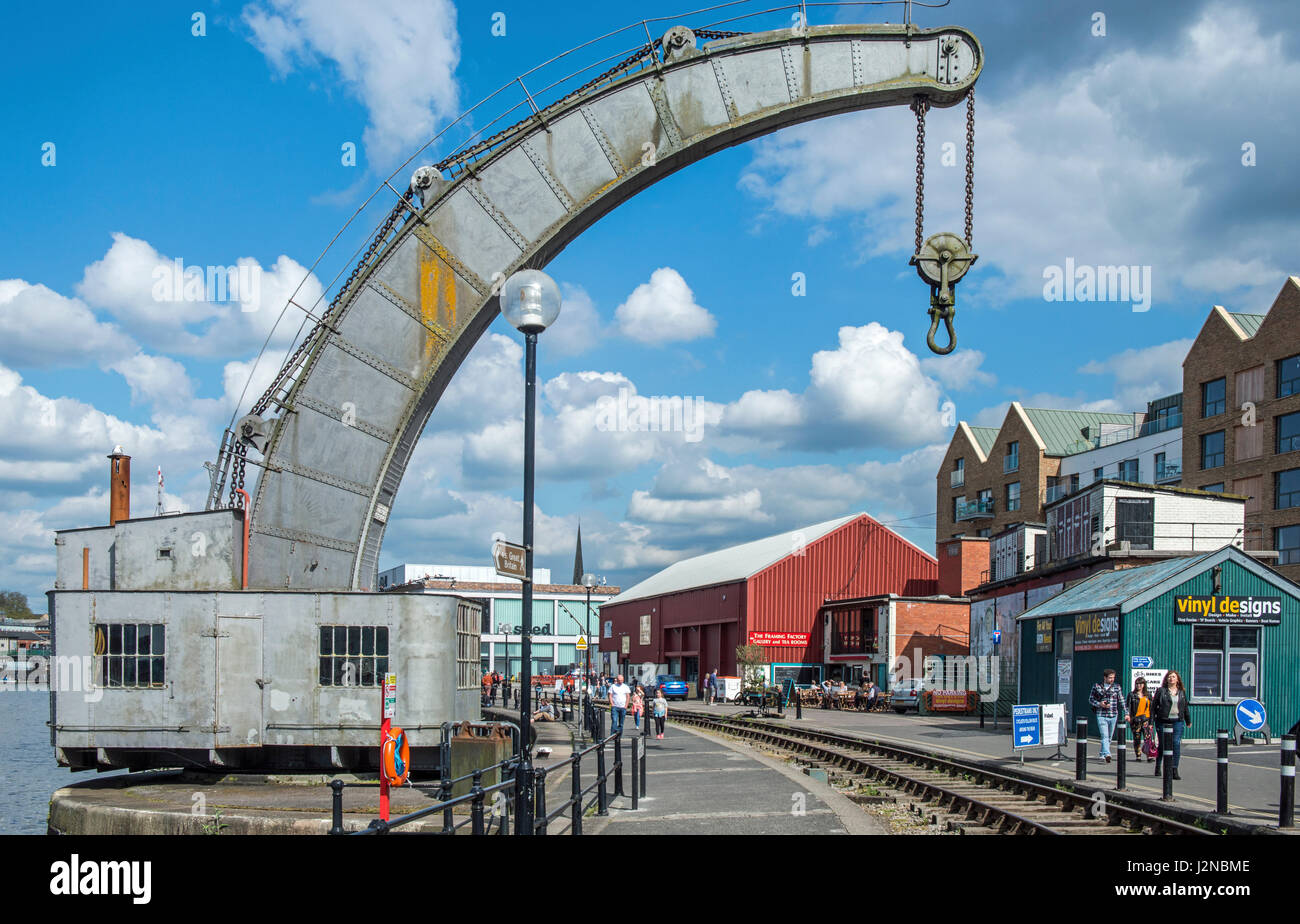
[581,572,598,742]
[501,269,562,837]
[519,329,538,831]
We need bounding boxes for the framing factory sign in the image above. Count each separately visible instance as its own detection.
[748,632,810,646]
[1174,596,1282,626]
[1073,611,1119,651]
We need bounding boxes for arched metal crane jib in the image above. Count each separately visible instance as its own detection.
[224,20,983,593]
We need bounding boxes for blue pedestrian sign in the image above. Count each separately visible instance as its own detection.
[1012,705,1041,749]
[1131,656,1152,669]
[1235,699,1266,731]
[1233,698,1272,746]
[991,628,1002,646]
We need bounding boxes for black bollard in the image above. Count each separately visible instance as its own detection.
[980,705,984,729]
[640,733,648,796]
[1075,718,1088,781]
[1116,722,1127,791]
[1161,723,1174,801]
[1281,734,1296,828]
[329,779,345,835]
[1217,729,1229,815]
[630,735,639,810]
[596,738,609,816]
[796,694,802,720]
[614,732,625,797]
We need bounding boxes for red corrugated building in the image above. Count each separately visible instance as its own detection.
[597,514,943,694]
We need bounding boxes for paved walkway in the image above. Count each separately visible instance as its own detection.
[668,701,1294,829]
[585,720,882,835]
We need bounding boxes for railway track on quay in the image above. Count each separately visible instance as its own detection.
[671,711,1217,836]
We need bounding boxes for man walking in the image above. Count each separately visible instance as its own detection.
[608,674,631,735]
[1088,668,1129,764]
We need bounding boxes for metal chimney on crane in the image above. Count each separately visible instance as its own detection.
[108,445,130,525]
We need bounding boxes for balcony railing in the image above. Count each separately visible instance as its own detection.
[1141,410,1183,436]
[1156,462,1181,482]
[1045,484,1066,504]
[1003,456,1019,473]
[950,469,965,488]
[956,498,995,520]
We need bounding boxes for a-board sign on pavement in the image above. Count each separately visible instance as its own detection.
[492,539,527,580]
[1041,703,1066,747]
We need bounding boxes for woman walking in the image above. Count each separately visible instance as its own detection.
[652,689,668,739]
[1152,670,1191,779]
[1127,676,1155,762]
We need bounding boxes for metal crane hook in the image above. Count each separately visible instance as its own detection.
[927,302,956,355]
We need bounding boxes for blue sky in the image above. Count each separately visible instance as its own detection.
[2,0,1298,607]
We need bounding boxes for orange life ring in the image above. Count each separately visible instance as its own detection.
[381,726,410,786]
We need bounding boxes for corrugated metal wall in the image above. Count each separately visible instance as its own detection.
[746,516,938,664]
[1124,560,1300,738]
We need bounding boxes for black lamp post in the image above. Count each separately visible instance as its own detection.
[581,572,600,741]
[502,269,561,836]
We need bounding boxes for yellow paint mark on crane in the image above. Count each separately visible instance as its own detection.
[418,244,458,366]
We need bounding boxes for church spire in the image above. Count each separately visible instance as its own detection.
[572,521,584,585]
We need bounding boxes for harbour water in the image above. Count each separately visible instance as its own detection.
[0,687,121,834]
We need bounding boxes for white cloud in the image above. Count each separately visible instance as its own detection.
[921,349,995,391]
[0,280,137,368]
[627,487,768,525]
[614,267,716,345]
[1078,339,1192,410]
[243,0,461,164]
[719,323,948,450]
[77,232,324,358]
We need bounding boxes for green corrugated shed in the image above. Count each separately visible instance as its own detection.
[968,426,998,457]
[1022,407,1138,456]
[1229,312,1266,338]
[1018,547,1300,739]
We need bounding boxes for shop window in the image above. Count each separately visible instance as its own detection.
[1202,378,1226,417]
[1192,625,1259,702]
[319,625,388,687]
[1279,354,1300,398]
[1201,431,1225,470]
[94,623,165,689]
[1278,412,1300,455]
[1276,468,1300,510]
[1277,524,1300,566]
[1191,626,1224,699]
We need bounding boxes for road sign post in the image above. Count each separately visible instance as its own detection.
[492,539,528,581]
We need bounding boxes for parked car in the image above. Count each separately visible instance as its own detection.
[889,678,931,713]
[649,674,689,700]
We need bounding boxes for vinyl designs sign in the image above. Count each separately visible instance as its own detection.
[1073,611,1119,651]
[1174,596,1282,626]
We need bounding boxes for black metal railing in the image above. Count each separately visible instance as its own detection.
[327,729,641,835]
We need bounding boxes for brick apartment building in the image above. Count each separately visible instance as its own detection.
[936,403,1174,543]
[1181,276,1300,579]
